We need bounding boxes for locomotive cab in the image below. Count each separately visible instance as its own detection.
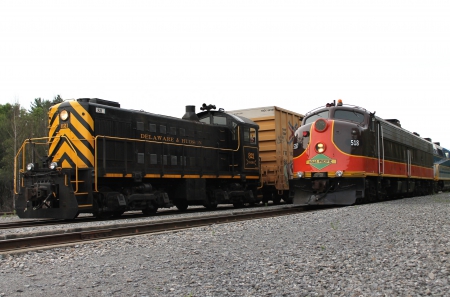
[196,104,260,182]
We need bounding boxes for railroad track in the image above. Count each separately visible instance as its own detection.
[0,203,283,230]
[0,205,307,253]
[0,205,241,230]
[0,218,71,230]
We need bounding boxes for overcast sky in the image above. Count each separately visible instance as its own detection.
[1,1,449,146]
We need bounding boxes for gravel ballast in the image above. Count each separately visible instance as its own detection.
[1,194,449,296]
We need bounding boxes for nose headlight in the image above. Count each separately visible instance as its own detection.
[60,110,69,121]
[49,162,58,170]
[297,171,304,178]
[335,170,343,177]
[315,143,326,154]
[26,163,35,171]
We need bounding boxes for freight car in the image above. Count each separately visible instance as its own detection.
[14,99,260,219]
[228,106,304,204]
[289,99,436,205]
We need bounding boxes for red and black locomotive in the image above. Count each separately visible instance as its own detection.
[289,100,435,205]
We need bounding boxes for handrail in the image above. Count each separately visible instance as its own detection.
[14,137,48,195]
[14,136,80,195]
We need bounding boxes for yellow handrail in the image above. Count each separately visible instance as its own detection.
[14,136,80,194]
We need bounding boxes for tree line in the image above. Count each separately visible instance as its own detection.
[0,95,63,211]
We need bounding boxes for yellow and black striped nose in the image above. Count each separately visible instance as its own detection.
[48,101,95,169]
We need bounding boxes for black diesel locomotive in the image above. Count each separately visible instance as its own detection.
[14,99,260,219]
[289,99,436,205]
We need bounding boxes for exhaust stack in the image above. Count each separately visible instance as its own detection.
[182,105,199,121]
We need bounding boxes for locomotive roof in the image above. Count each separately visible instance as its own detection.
[69,98,258,127]
[197,110,258,126]
[304,102,370,117]
[304,100,436,147]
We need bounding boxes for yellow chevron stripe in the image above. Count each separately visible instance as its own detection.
[62,159,71,168]
[49,135,62,157]
[48,105,60,137]
[70,109,95,148]
[53,142,90,168]
[69,101,94,131]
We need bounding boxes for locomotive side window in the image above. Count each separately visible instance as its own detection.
[213,116,226,125]
[180,128,185,136]
[149,124,156,132]
[137,122,144,131]
[304,110,329,125]
[370,117,376,132]
[250,127,257,144]
[170,127,176,135]
[160,125,166,134]
[150,154,157,165]
[171,155,177,165]
[244,127,250,142]
[231,122,238,140]
[199,117,210,124]
[334,110,365,124]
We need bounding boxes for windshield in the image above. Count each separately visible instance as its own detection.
[334,110,365,124]
[304,110,329,125]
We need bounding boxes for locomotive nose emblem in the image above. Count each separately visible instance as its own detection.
[306,154,337,170]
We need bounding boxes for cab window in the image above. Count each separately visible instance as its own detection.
[243,127,257,145]
[334,110,365,124]
[250,127,257,144]
[244,127,250,142]
[304,110,329,125]
[231,121,238,140]
[199,116,210,124]
[213,116,226,125]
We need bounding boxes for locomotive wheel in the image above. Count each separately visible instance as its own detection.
[112,211,124,218]
[233,201,244,208]
[203,201,218,210]
[247,201,259,207]
[282,191,293,204]
[142,207,158,216]
[272,196,282,205]
[93,192,111,219]
[283,197,293,204]
[175,200,189,211]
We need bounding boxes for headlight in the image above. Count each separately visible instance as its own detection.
[26,163,34,171]
[60,110,69,121]
[335,170,343,177]
[49,162,58,170]
[297,171,304,178]
[315,142,326,154]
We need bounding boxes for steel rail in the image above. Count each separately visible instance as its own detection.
[0,206,306,253]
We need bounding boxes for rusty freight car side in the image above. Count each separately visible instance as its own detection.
[228,106,304,204]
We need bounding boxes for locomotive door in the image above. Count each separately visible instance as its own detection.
[377,123,385,174]
[406,149,412,178]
